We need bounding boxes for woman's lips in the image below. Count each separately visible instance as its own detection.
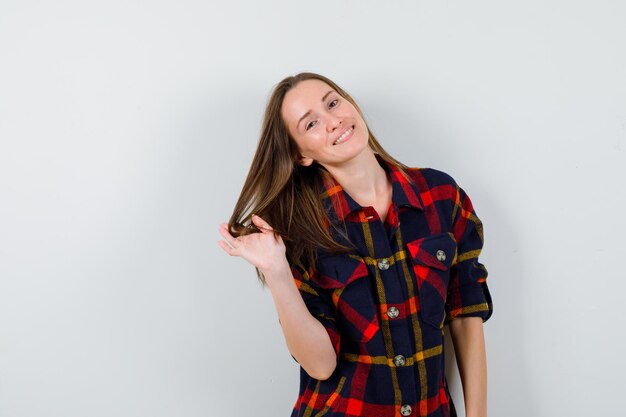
[333,125,355,145]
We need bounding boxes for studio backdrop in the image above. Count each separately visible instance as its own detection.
[1,1,624,416]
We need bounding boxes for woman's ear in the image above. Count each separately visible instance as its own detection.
[297,153,315,167]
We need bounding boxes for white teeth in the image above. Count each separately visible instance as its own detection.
[333,127,353,145]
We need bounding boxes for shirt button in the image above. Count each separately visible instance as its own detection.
[393,354,406,367]
[386,306,399,319]
[400,404,413,416]
[377,258,390,270]
[436,249,446,262]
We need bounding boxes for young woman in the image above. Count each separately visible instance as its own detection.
[217,72,493,417]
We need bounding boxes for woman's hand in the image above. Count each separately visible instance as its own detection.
[217,214,287,278]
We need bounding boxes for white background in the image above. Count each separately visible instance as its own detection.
[1,1,625,416]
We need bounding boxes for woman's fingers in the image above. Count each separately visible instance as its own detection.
[218,223,240,251]
[217,220,282,272]
[217,238,237,255]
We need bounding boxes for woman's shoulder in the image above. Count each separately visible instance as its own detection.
[403,164,460,190]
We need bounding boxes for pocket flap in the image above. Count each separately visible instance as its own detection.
[406,232,457,271]
[315,253,370,289]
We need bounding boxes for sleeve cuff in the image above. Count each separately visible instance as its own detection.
[445,282,493,324]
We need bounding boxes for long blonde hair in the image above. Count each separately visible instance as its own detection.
[228,72,413,286]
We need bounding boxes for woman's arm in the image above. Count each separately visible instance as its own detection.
[448,316,487,417]
[218,215,337,380]
[265,259,338,380]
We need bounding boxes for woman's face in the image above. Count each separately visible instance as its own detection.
[281,79,369,168]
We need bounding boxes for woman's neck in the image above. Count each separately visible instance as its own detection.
[323,149,391,208]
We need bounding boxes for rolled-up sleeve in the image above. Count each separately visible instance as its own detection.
[445,182,493,324]
[287,259,341,362]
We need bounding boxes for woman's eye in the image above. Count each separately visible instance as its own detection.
[305,100,338,131]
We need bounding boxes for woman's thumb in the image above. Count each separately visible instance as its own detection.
[252,214,272,232]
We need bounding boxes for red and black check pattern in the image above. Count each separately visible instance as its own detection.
[289,154,493,417]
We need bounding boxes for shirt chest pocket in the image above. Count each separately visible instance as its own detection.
[315,253,380,345]
[405,232,458,329]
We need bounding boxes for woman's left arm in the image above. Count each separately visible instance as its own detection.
[448,316,487,417]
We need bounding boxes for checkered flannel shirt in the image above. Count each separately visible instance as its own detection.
[289,154,493,417]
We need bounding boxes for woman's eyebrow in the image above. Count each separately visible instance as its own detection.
[297,90,335,130]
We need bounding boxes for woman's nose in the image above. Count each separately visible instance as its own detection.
[326,116,343,132]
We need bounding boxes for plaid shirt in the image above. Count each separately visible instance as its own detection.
[288,154,493,417]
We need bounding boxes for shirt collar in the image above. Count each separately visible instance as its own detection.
[319,153,425,224]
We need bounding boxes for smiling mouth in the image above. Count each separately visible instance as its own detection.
[333,125,355,146]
